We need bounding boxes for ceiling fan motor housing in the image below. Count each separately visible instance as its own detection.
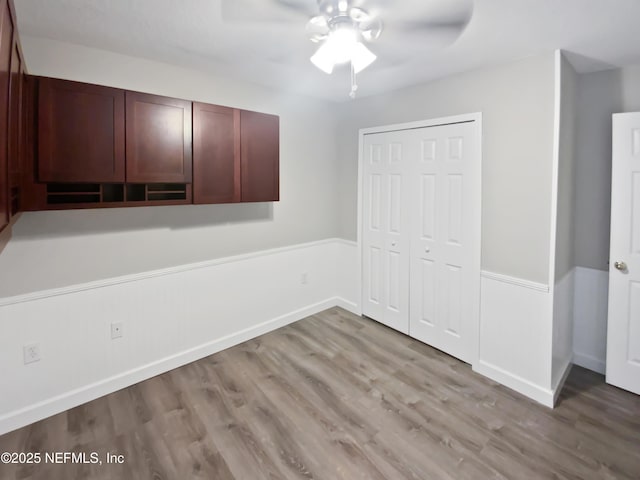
[318,0,347,16]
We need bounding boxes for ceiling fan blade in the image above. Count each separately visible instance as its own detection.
[378,0,473,27]
[358,16,383,41]
[220,0,317,23]
[373,0,473,55]
[395,18,470,36]
[306,15,330,42]
[379,24,467,53]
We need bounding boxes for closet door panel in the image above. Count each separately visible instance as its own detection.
[409,122,480,364]
[361,130,411,334]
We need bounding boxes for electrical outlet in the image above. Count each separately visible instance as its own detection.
[111,322,124,339]
[23,343,41,364]
[301,272,308,284]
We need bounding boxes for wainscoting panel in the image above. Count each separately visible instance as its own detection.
[573,266,609,374]
[0,239,357,435]
[552,269,575,393]
[476,271,555,407]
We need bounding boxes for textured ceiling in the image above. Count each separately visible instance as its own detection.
[14,0,640,101]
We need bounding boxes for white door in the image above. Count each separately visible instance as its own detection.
[361,130,411,333]
[408,122,481,363]
[607,112,640,395]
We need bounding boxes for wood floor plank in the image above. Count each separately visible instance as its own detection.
[1,307,639,479]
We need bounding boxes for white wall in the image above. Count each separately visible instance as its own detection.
[574,70,622,271]
[571,63,640,372]
[0,37,340,297]
[574,64,640,269]
[337,52,556,284]
[551,52,578,389]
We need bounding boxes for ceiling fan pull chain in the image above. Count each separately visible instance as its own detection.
[349,60,358,99]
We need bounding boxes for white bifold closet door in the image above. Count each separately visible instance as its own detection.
[361,129,412,334]
[362,119,480,364]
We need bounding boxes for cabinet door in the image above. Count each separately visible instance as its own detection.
[193,103,239,204]
[8,39,21,216]
[126,92,192,183]
[0,0,13,233]
[38,78,125,183]
[240,110,279,202]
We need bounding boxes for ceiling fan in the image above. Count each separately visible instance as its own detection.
[221,0,474,98]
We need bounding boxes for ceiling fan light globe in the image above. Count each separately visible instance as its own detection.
[351,41,376,73]
[328,27,358,64]
[310,43,335,74]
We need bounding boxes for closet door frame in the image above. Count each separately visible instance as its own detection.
[357,112,482,366]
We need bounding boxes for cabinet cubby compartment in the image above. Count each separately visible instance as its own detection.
[147,183,187,201]
[46,183,124,205]
[10,186,19,215]
[126,183,187,202]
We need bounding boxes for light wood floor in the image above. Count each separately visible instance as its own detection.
[1,307,639,479]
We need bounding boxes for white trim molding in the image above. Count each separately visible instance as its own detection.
[481,270,549,293]
[475,360,555,408]
[573,352,606,375]
[0,238,342,307]
[358,112,482,136]
[552,359,573,405]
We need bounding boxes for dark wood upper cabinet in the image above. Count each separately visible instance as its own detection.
[21,76,279,212]
[38,78,125,183]
[8,40,20,180]
[193,102,240,204]
[240,110,279,202]
[0,0,13,233]
[8,38,22,215]
[126,92,192,184]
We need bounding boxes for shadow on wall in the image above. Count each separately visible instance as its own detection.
[562,51,617,73]
[12,202,274,240]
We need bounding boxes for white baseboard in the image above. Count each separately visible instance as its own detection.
[552,358,573,405]
[573,351,606,375]
[474,360,554,408]
[335,297,360,315]
[0,297,340,436]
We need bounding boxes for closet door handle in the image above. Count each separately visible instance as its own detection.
[614,261,627,271]
[425,247,430,253]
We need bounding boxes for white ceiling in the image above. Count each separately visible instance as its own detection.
[14,0,640,102]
